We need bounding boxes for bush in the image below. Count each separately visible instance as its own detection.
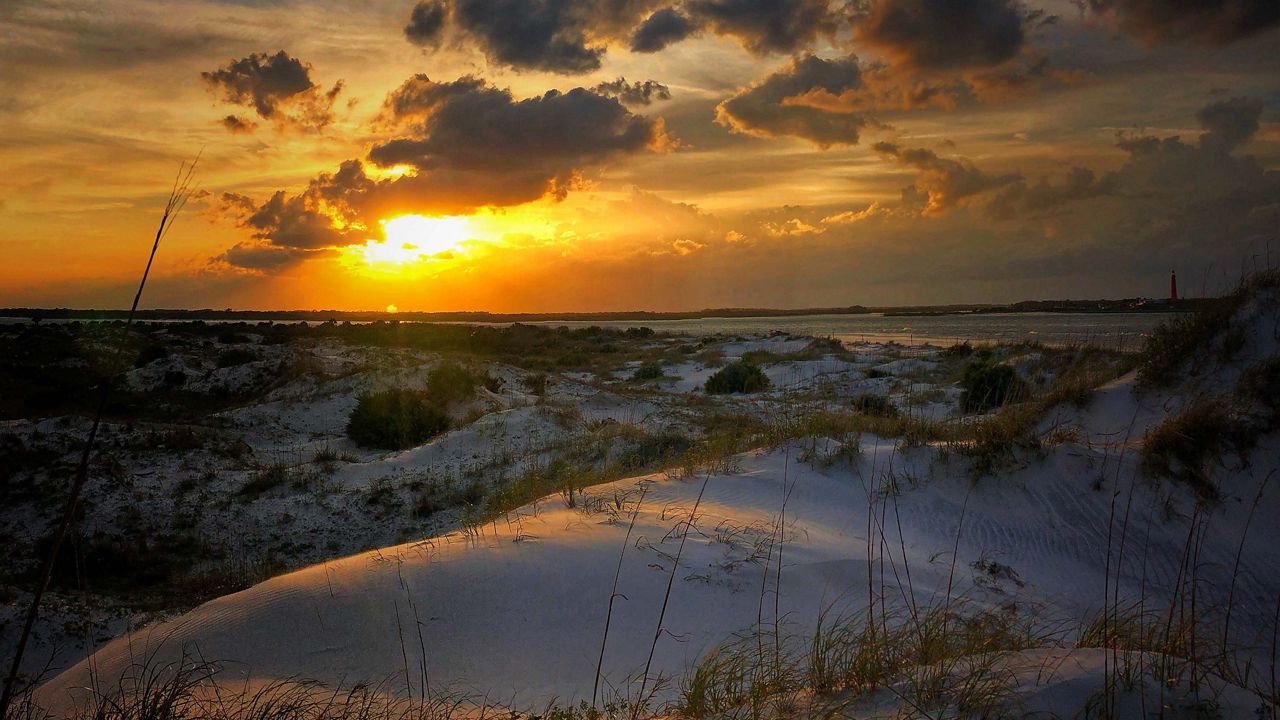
[216,348,257,368]
[631,361,665,382]
[851,393,898,418]
[959,360,1021,413]
[426,362,477,407]
[705,361,771,394]
[347,388,449,450]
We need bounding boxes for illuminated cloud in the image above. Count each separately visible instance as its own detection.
[216,76,673,269]
[872,142,1021,214]
[717,54,871,147]
[201,50,343,131]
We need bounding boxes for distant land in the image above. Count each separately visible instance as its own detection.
[0,297,1211,324]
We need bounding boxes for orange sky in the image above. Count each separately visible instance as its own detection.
[1,0,1278,311]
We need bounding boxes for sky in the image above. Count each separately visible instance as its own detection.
[1,0,1278,312]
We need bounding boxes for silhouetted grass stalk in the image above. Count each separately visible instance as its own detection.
[0,157,199,717]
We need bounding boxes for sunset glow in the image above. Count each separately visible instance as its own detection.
[0,1,1275,312]
[356,215,471,269]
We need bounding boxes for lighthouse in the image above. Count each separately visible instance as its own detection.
[1170,270,1178,301]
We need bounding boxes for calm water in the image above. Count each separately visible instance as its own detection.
[513,312,1175,350]
[0,312,1177,350]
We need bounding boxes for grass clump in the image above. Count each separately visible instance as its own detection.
[1138,268,1279,388]
[630,361,665,382]
[346,388,449,450]
[850,393,898,418]
[426,361,478,407]
[1141,398,1247,501]
[959,359,1022,413]
[705,361,771,394]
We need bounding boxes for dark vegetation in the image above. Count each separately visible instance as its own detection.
[346,388,450,450]
[630,361,664,382]
[705,361,770,394]
[345,362,497,450]
[0,321,669,423]
[1137,268,1279,388]
[958,355,1023,413]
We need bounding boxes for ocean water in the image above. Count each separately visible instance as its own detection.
[0,312,1177,350]
[513,312,1175,350]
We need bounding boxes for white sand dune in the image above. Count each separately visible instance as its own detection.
[35,367,1280,714]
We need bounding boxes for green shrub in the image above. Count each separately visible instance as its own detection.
[426,361,477,407]
[216,348,257,368]
[959,360,1021,413]
[851,393,898,418]
[705,361,771,394]
[347,388,449,450]
[631,361,665,381]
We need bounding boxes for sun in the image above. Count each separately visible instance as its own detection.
[358,215,471,268]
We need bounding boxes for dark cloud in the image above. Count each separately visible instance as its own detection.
[872,141,1021,213]
[407,0,847,72]
[854,0,1028,70]
[219,115,259,134]
[630,8,699,52]
[405,1,448,46]
[202,51,314,118]
[717,54,872,147]
[217,162,374,252]
[1196,95,1264,152]
[594,78,672,105]
[447,0,662,74]
[201,51,342,131]
[986,166,1116,219]
[686,0,839,54]
[370,76,671,182]
[1087,0,1280,46]
[218,243,337,273]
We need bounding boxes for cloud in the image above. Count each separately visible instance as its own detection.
[418,0,846,72]
[686,0,839,54]
[201,51,342,131]
[872,141,1022,214]
[630,8,699,52]
[217,243,338,273]
[854,0,1029,71]
[404,1,448,46]
[219,115,259,134]
[985,166,1115,219]
[717,54,872,147]
[1087,0,1280,46]
[445,0,661,74]
[593,78,671,106]
[370,76,672,193]
[1196,95,1264,152]
[218,76,672,267]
